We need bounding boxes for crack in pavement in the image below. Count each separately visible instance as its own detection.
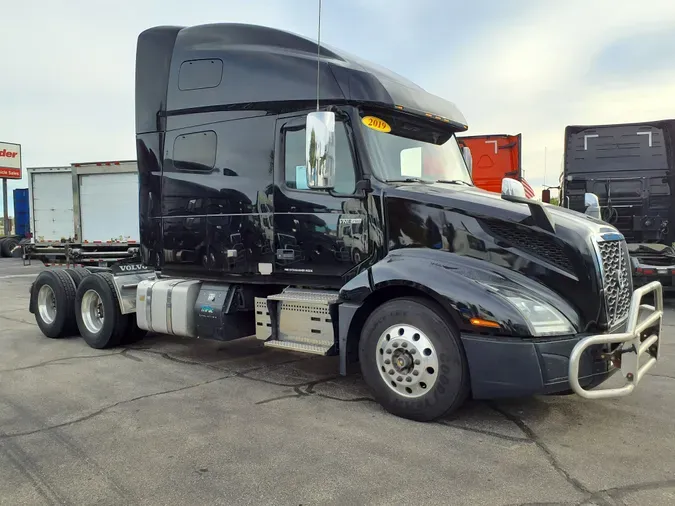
[2,345,556,448]
[436,420,533,444]
[254,393,304,405]
[599,478,675,502]
[488,403,597,503]
[0,314,37,327]
[485,406,675,506]
[0,374,236,440]
[0,352,333,440]
[0,350,125,373]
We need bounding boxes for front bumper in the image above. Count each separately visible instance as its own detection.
[460,281,663,400]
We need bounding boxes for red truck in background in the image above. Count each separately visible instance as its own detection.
[457,133,535,198]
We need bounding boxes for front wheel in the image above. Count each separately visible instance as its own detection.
[359,297,469,422]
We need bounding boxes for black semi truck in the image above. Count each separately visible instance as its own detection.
[562,119,675,288]
[28,23,663,422]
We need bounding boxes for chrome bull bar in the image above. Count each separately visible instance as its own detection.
[569,280,663,400]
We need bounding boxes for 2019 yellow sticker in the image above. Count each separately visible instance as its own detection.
[362,116,391,133]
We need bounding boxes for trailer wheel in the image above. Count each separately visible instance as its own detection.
[358,297,469,422]
[32,270,78,338]
[2,237,19,257]
[64,267,90,287]
[75,272,129,349]
[0,238,7,258]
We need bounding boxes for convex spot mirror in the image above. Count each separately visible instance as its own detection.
[501,177,527,198]
[305,111,336,190]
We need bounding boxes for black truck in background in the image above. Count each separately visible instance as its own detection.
[562,119,675,287]
[27,23,663,422]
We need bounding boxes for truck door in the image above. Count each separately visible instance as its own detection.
[273,114,370,278]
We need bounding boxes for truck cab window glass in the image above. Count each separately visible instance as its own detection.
[284,122,357,194]
[173,131,217,172]
[359,111,472,184]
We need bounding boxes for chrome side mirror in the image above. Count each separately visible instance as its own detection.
[584,192,601,219]
[305,111,336,189]
[462,146,473,175]
[501,178,526,198]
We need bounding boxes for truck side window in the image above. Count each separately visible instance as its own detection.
[284,122,356,194]
[173,130,217,172]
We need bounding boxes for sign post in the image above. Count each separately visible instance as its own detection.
[0,142,22,235]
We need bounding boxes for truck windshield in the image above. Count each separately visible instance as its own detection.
[358,109,472,185]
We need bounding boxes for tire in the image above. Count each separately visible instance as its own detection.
[32,270,78,338]
[0,238,7,258]
[64,267,90,288]
[1,237,19,257]
[75,272,129,349]
[121,315,148,345]
[358,297,470,422]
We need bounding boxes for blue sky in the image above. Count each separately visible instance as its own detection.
[2,0,675,212]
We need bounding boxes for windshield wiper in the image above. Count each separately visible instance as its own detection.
[386,178,433,183]
[435,179,472,186]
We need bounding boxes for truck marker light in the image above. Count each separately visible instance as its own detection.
[361,116,391,133]
[469,317,500,329]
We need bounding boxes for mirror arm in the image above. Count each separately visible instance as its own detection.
[328,178,372,199]
[502,194,556,233]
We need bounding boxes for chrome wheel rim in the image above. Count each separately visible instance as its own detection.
[37,284,57,325]
[376,324,439,398]
[81,289,104,334]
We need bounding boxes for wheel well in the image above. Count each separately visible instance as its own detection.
[344,284,459,360]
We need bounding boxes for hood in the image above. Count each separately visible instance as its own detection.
[381,182,624,330]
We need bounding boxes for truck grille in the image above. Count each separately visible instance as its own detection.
[596,238,632,327]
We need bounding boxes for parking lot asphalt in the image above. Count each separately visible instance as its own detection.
[0,258,674,506]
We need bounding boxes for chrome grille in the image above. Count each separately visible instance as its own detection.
[596,239,632,327]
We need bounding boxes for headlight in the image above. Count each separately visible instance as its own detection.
[492,287,575,337]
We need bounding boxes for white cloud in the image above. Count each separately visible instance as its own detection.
[423,1,675,195]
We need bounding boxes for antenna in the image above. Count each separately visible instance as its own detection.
[316,0,322,111]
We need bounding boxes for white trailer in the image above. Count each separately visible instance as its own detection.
[24,160,140,267]
[28,166,76,245]
[72,160,140,245]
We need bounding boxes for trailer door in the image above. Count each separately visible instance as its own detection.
[31,171,74,243]
[79,172,140,243]
[457,134,521,194]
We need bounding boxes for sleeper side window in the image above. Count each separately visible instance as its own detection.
[284,122,357,194]
[173,131,217,172]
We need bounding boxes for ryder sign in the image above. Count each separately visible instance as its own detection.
[0,142,22,179]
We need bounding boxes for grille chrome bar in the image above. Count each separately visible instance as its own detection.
[592,233,632,328]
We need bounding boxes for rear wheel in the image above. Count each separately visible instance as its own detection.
[32,270,78,338]
[64,267,90,287]
[359,297,469,422]
[1,238,19,257]
[75,273,129,349]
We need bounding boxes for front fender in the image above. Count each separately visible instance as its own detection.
[340,248,581,336]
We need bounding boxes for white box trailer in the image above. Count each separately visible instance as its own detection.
[24,160,141,267]
[71,160,140,245]
[27,166,76,245]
